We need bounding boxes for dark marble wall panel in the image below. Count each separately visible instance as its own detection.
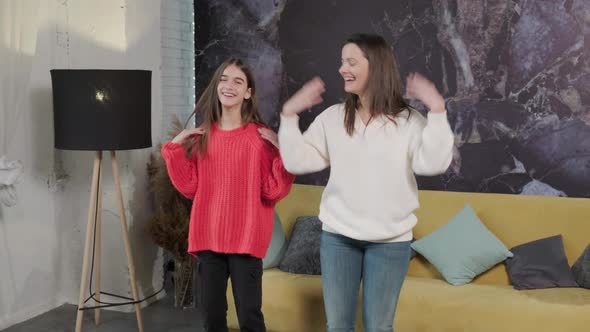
[194,0,590,197]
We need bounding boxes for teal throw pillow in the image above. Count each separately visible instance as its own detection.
[262,211,288,269]
[411,204,513,286]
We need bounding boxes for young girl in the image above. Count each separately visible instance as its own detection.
[161,58,294,332]
[278,33,454,331]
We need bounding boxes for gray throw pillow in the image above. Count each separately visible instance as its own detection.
[278,216,321,275]
[571,244,590,288]
[262,211,288,269]
[506,235,579,290]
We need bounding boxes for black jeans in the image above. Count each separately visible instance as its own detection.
[198,250,266,332]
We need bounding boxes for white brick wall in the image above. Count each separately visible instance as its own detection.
[160,0,195,139]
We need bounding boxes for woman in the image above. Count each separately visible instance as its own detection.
[278,33,454,331]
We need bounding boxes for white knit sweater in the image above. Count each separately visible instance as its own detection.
[278,103,454,242]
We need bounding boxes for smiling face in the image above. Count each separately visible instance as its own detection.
[217,64,252,111]
[339,42,370,98]
[340,33,409,136]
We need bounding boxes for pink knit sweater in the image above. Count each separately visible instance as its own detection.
[161,122,294,258]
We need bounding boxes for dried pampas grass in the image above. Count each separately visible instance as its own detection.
[147,115,193,260]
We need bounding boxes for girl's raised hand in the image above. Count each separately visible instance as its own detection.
[258,127,279,148]
[171,127,205,144]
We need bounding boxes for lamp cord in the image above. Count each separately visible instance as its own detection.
[78,158,167,311]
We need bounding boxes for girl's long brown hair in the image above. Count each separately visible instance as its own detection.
[185,58,265,156]
[343,33,409,135]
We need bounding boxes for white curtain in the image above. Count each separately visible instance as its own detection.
[0,0,39,206]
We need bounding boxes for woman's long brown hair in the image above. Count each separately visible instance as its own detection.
[343,33,409,135]
[185,58,265,156]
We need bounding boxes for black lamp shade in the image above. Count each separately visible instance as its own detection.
[50,69,152,151]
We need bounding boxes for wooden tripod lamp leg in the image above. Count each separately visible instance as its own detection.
[110,151,144,332]
[94,151,103,325]
[75,151,102,332]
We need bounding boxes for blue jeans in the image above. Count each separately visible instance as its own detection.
[320,231,412,332]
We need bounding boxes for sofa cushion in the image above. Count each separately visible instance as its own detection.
[572,244,590,288]
[278,216,321,275]
[410,204,513,286]
[262,211,288,269]
[394,277,590,332]
[226,272,590,332]
[506,235,579,290]
[227,269,328,332]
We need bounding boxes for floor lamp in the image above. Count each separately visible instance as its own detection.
[50,69,152,332]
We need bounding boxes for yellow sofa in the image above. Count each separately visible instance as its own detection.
[227,184,590,331]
